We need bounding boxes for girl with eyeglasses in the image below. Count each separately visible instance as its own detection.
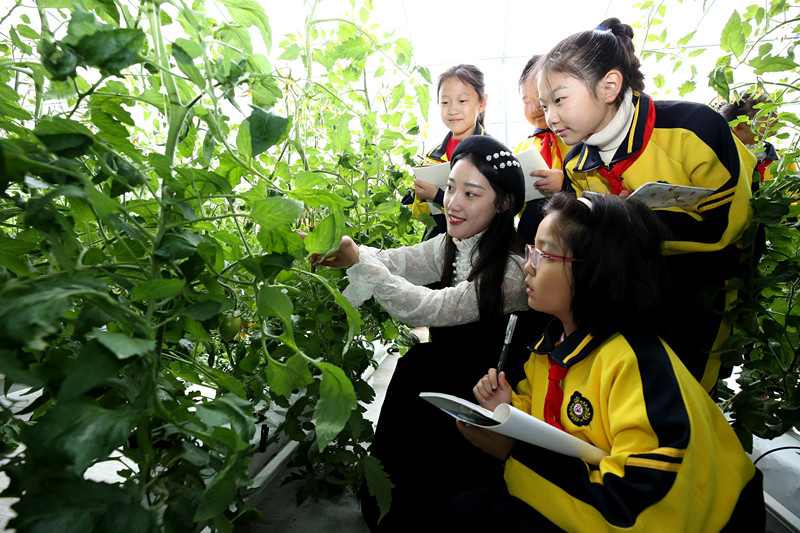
[452,192,764,533]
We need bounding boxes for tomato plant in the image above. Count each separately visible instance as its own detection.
[0,0,428,529]
[636,0,800,449]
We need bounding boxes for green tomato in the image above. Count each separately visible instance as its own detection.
[220,313,242,342]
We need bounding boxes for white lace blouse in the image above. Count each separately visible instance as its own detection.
[341,233,529,327]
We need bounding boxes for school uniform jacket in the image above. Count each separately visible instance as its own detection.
[504,321,758,532]
[514,127,570,169]
[563,93,753,255]
[403,124,488,239]
[514,129,571,243]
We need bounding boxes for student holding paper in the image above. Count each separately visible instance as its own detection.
[312,136,536,531]
[514,55,572,244]
[401,64,490,241]
[535,19,754,393]
[453,192,764,533]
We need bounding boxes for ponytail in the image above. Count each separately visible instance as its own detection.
[538,17,645,108]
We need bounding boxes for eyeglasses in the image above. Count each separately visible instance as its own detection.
[525,244,585,268]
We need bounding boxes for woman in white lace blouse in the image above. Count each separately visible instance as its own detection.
[310,135,529,327]
[313,136,543,532]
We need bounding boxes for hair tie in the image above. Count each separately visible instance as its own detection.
[577,196,593,210]
[594,25,607,31]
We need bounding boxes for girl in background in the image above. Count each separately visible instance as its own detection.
[720,92,779,185]
[514,55,571,244]
[402,64,490,241]
[535,18,753,394]
[453,192,764,532]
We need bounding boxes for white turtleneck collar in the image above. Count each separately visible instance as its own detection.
[452,230,485,283]
[584,88,635,165]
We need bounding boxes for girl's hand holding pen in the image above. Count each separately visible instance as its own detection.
[473,369,512,411]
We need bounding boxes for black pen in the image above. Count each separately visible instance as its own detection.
[496,313,518,381]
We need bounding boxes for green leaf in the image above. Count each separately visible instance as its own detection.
[304,212,343,254]
[63,10,107,47]
[39,39,79,80]
[245,107,291,157]
[155,231,205,260]
[748,55,798,74]
[84,183,119,217]
[235,120,252,161]
[74,28,147,75]
[24,400,140,474]
[331,114,352,152]
[333,37,370,61]
[194,450,249,521]
[33,117,94,157]
[720,11,746,57]
[708,66,732,100]
[0,84,32,121]
[313,361,357,449]
[10,475,155,533]
[131,279,186,301]
[174,38,203,59]
[266,353,313,397]
[279,43,301,60]
[58,340,127,401]
[362,455,394,522]
[250,196,303,231]
[0,349,45,388]
[93,330,156,360]
[304,269,362,348]
[219,0,272,51]
[195,394,255,441]
[257,285,293,323]
[678,80,696,97]
[677,31,696,46]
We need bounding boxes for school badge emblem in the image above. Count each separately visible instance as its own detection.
[567,391,593,426]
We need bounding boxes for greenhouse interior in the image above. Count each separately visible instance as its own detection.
[0,0,798,531]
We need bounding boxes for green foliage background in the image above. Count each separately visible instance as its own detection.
[633,0,800,451]
[0,0,797,531]
[0,0,428,530]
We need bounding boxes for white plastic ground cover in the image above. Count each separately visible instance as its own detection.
[750,429,800,529]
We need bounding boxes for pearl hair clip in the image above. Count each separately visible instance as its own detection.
[485,151,520,170]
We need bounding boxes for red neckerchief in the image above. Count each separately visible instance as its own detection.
[535,130,562,168]
[445,136,461,160]
[597,96,656,195]
[756,159,774,182]
[543,356,569,431]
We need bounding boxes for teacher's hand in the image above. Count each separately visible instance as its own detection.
[309,236,359,268]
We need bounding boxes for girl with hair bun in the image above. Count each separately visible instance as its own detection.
[535,18,754,394]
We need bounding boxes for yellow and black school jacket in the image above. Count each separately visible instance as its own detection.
[514,129,571,243]
[564,93,753,255]
[402,124,488,237]
[513,127,570,169]
[505,321,758,532]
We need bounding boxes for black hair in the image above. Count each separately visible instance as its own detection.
[543,191,667,335]
[440,151,523,322]
[537,18,645,109]
[438,64,487,127]
[519,55,541,88]
[719,92,771,122]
